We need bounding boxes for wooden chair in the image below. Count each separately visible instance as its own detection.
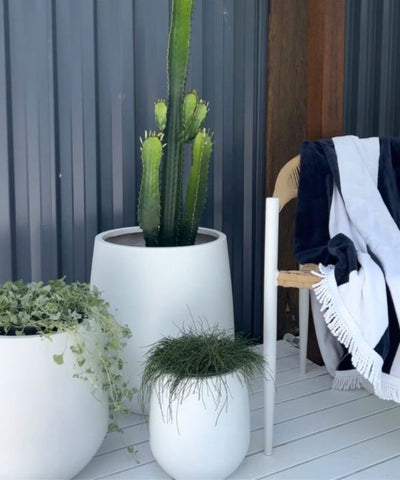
[263,155,321,455]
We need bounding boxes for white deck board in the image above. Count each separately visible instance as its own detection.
[265,429,400,479]
[343,455,400,479]
[74,341,400,480]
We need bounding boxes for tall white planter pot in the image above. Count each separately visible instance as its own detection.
[149,372,250,480]
[0,332,108,480]
[90,226,234,412]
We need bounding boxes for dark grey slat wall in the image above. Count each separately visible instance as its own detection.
[55,0,98,283]
[0,0,12,281]
[0,0,268,338]
[6,0,58,281]
[344,0,400,136]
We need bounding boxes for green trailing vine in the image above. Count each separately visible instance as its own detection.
[0,279,134,435]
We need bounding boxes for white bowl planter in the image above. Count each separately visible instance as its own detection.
[90,226,235,412]
[149,372,250,480]
[0,331,108,480]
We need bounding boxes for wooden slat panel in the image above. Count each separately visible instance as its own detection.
[266,0,345,341]
[266,0,308,339]
[307,0,345,140]
[305,0,345,363]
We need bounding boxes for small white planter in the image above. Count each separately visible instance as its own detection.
[149,372,250,480]
[0,330,108,480]
[90,226,235,412]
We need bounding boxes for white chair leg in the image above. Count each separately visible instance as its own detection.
[263,198,279,456]
[299,288,309,375]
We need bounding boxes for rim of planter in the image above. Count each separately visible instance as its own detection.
[0,322,88,341]
[156,370,247,384]
[94,226,226,250]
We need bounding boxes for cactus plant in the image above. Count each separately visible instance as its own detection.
[138,0,213,247]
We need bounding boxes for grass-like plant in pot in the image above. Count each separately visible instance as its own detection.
[141,327,266,480]
[90,0,234,414]
[0,279,133,480]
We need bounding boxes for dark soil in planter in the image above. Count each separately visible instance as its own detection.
[106,231,215,247]
[0,325,41,336]
[0,322,79,336]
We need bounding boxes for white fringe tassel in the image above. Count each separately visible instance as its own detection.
[313,264,384,395]
[332,371,363,390]
[379,381,400,403]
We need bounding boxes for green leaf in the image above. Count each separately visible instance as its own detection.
[127,445,137,456]
[53,353,64,365]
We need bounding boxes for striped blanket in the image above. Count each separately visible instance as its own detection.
[295,136,400,401]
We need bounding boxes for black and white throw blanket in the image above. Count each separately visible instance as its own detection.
[295,135,400,401]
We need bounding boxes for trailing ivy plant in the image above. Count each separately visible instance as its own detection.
[0,279,134,434]
[140,325,266,420]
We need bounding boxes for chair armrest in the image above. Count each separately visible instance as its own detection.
[277,264,320,289]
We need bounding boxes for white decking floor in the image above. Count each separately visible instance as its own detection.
[75,341,400,480]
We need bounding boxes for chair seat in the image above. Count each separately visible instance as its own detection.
[277,263,320,289]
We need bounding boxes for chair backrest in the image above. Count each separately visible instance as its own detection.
[272,155,300,211]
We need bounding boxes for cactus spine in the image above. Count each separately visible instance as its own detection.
[137,0,213,247]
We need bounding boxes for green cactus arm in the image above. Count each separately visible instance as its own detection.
[179,130,213,246]
[138,135,163,246]
[154,100,167,131]
[182,100,209,142]
[193,101,208,128]
[159,0,194,246]
[183,91,198,131]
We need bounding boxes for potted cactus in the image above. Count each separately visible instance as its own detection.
[90,0,234,413]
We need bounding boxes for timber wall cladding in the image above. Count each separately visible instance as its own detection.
[266,0,308,339]
[0,0,268,338]
[266,0,346,340]
[267,0,400,341]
